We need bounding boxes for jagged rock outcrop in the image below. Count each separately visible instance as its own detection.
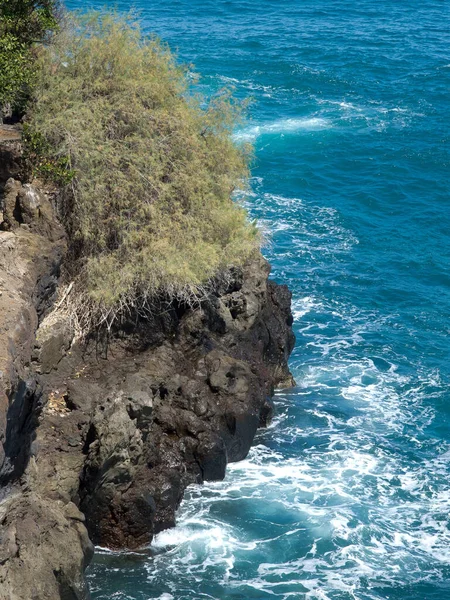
[0,155,295,598]
[0,493,93,600]
[32,256,294,552]
[0,174,92,599]
[0,179,65,483]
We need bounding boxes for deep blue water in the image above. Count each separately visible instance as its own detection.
[66,1,450,598]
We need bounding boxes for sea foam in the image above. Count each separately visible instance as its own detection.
[234,117,330,141]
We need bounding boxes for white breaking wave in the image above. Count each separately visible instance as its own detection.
[234,117,330,141]
[143,350,447,599]
[232,99,420,144]
[292,296,318,321]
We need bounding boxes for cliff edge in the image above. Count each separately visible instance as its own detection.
[0,138,295,599]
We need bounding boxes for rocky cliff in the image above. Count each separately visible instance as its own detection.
[0,136,295,599]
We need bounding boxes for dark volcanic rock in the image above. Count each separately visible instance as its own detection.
[0,173,295,596]
[0,181,65,484]
[0,177,87,599]
[33,256,295,554]
[0,494,93,600]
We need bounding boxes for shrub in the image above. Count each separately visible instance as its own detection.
[0,0,59,114]
[27,12,259,333]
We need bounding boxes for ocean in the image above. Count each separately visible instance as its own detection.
[66,1,450,598]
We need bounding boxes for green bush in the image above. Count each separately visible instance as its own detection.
[0,0,59,114]
[27,12,259,332]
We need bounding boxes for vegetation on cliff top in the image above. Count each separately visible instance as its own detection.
[25,13,258,333]
[0,0,59,114]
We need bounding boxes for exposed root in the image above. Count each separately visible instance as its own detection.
[48,267,237,341]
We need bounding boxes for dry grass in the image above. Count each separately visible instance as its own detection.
[27,12,259,334]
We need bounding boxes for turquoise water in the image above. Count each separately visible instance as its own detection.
[67,1,450,598]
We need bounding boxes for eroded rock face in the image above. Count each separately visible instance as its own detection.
[34,255,295,551]
[0,494,93,600]
[0,172,295,597]
[0,181,65,483]
[0,177,91,599]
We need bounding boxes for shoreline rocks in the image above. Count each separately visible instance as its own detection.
[0,165,295,597]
